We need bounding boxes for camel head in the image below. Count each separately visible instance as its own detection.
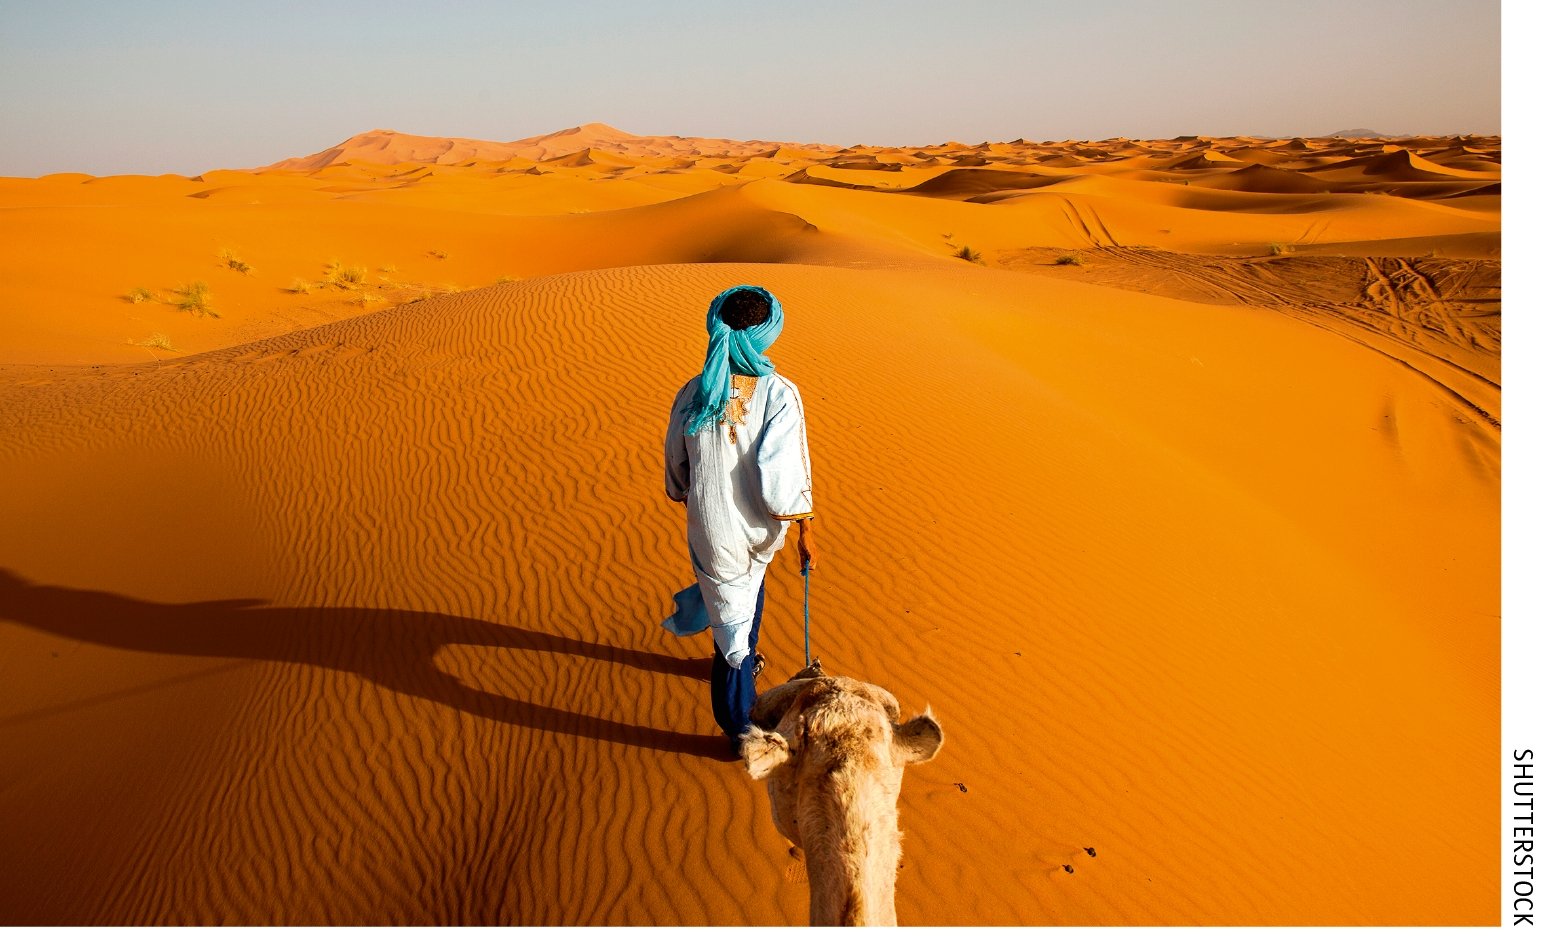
[739,663,943,926]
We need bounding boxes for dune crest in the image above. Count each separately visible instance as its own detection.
[0,129,1496,365]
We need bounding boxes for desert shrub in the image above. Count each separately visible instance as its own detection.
[173,281,218,317]
[954,245,982,264]
[428,249,448,260]
[1055,253,1083,266]
[219,248,253,274]
[136,333,176,351]
[288,278,314,294]
[1269,242,1291,256]
[127,286,156,304]
[324,260,367,289]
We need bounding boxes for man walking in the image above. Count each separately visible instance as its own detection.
[664,285,817,746]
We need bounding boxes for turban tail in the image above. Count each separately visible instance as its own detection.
[684,285,784,436]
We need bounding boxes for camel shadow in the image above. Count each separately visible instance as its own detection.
[0,568,733,760]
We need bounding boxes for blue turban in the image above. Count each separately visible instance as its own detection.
[684,285,784,436]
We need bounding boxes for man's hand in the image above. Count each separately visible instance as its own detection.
[797,517,818,572]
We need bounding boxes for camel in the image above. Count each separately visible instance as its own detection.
[739,661,943,926]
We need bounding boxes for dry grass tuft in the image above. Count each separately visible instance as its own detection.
[219,248,253,275]
[173,281,218,318]
[135,333,177,352]
[953,245,983,264]
[324,260,368,289]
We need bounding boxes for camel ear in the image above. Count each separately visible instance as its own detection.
[893,706,944,765]
[749,678,817,730]
[740,726,791,779]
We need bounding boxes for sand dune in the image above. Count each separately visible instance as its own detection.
[268,125,833,173]
[1308,148,1497,183]
[265,129,533,171]
[1,129,1496,367]
[0,128,1500,925]
[1186,164,1331,194]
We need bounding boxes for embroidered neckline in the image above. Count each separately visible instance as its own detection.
[722,374,759,443]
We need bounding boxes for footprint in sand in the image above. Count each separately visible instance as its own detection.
[1042,845,1099,878]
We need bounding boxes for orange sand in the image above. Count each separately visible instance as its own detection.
[0,126,1500,925]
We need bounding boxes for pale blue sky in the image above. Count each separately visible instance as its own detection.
[0,0,1502,176]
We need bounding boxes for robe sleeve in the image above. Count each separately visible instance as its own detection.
[757,377,815,520]
[664,383,692,503]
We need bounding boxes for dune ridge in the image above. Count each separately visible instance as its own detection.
[0,129,1497,366]
[263,123,831,172]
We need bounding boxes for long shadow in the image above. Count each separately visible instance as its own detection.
[0,568,733,760]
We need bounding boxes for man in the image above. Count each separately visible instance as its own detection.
[664,284,817,746]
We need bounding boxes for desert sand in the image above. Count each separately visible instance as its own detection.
[0,124,1500,925]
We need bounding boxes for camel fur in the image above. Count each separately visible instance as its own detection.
[739,661,943,926]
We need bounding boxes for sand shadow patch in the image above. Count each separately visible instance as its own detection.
[0,568,730,760]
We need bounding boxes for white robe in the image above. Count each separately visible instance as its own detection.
[664,372,815,667]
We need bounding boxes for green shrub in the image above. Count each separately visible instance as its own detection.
[173,281,218,317]
[324,260,367,289]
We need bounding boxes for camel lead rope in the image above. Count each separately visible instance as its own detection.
[803,560,812,666]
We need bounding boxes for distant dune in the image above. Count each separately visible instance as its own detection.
[0,126,1500,926]
[0,127,1498,366]
[264,123,832,172]
[1323,128,1394,138]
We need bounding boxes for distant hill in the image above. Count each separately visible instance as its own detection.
[262,123,835,171]
[258,125,1500,173]
[1322,128,1398,139]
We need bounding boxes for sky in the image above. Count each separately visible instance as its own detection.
[0,0,1503,177]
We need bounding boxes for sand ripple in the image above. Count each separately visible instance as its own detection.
[0,261,1498,924]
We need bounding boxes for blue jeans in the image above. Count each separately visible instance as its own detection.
[711,583,765,738]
